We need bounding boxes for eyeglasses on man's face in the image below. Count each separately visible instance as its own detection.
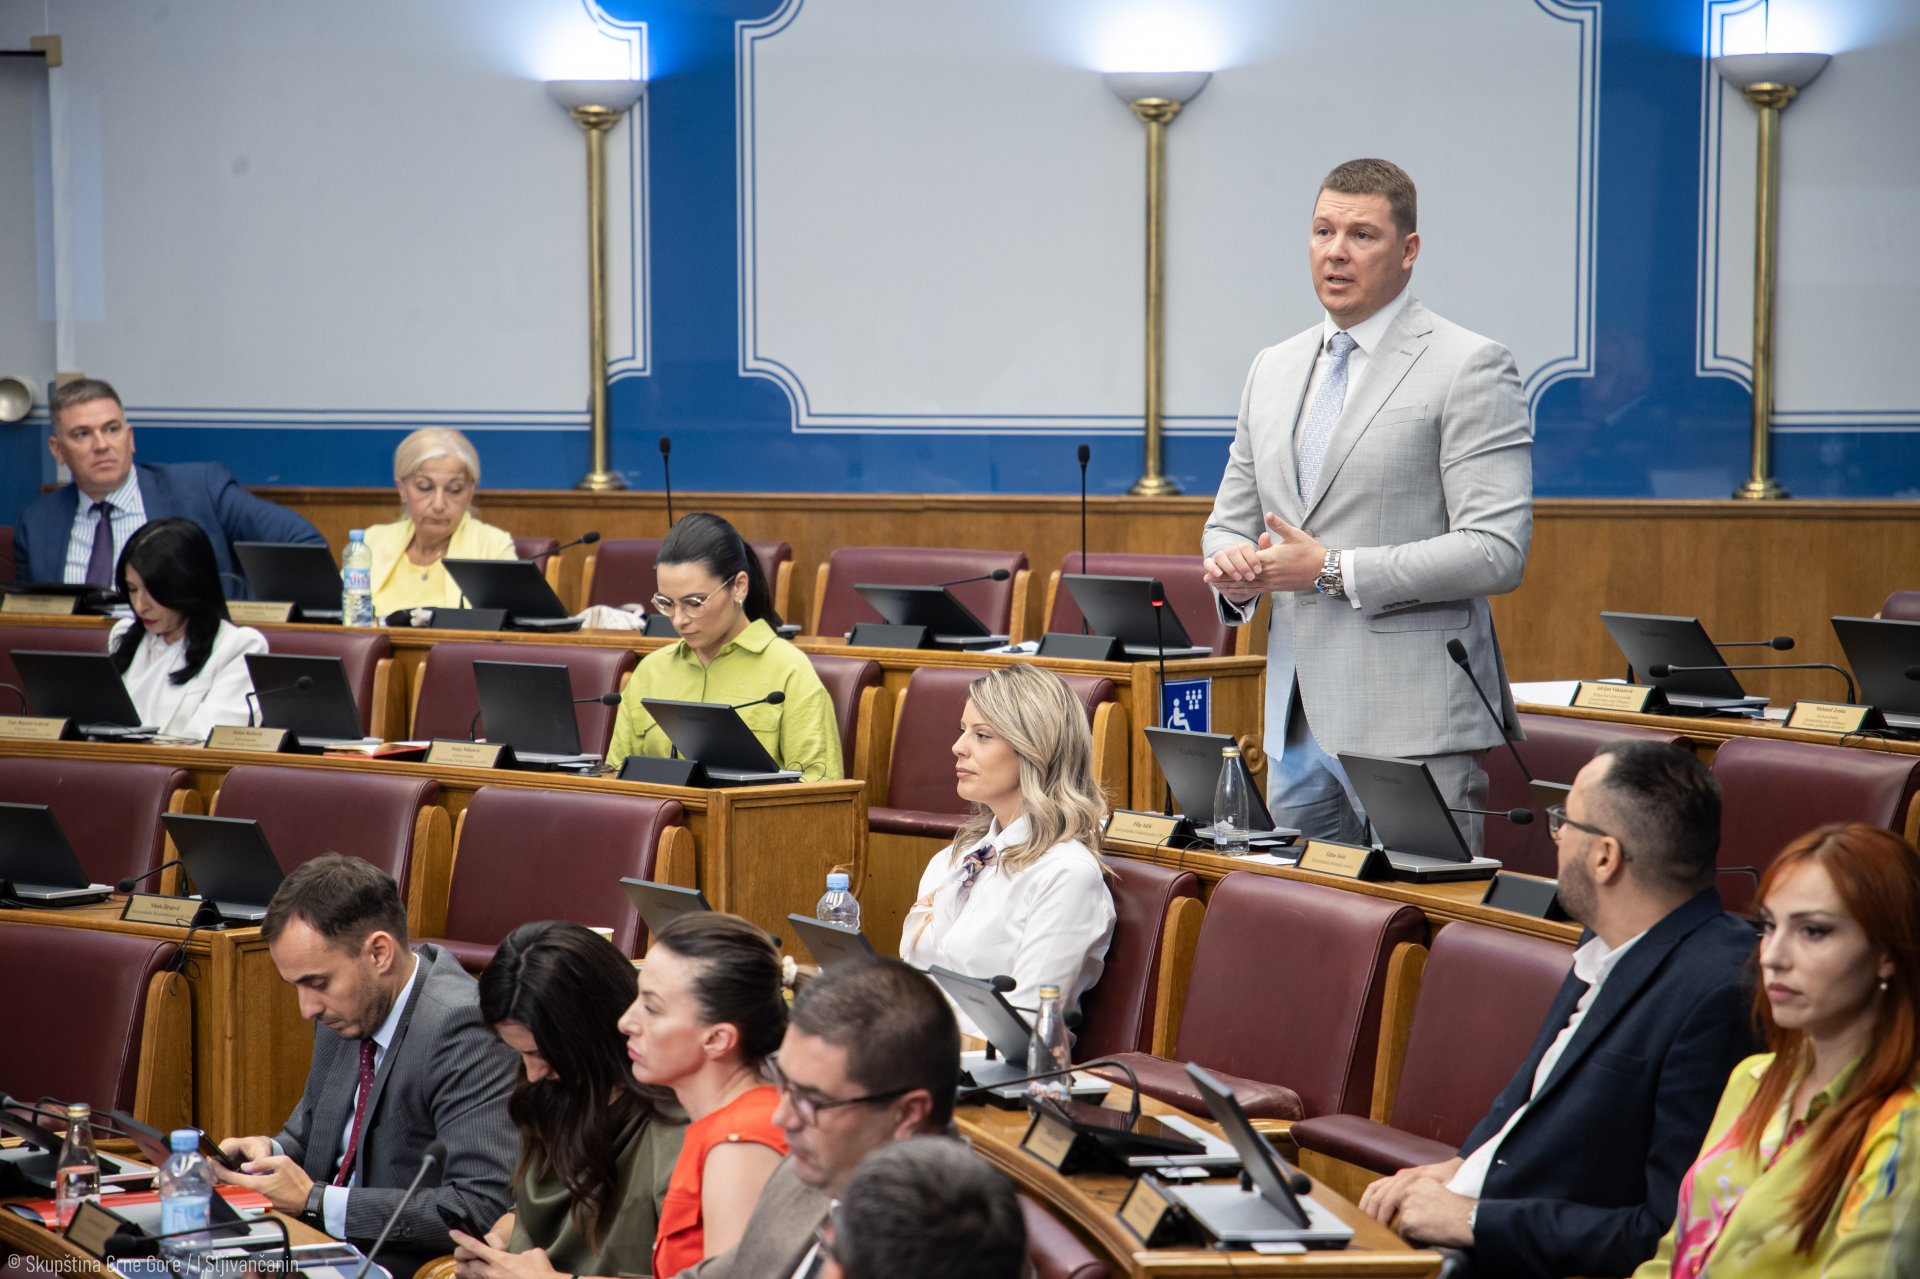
[761,1053,910,1127]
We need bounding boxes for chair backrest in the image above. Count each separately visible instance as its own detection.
[1881,590,1920,621]
[1485,715,1695,876]
[410,641,637,751]
[805,651,884,773]
[1173,872,1427,1118]
[260,627,392,735]
[439,787,685,964]
[813,546,1028,640]
[513,536,560,573]
[1045,552,1237,656]
[0,923,175,1114]
[1075,857,1200,1059]
[0,757,190,888]
[1385,922,1573,1147]
[1712,736,1920,913]
[0,526,13,585]
[1019,1194,1108,1279]
[882,666,1116,815]
[212,765,440,895]
[0,622,111,697]
[586,538,795,620]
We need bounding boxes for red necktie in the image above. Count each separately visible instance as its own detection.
[333,1039,377,1186]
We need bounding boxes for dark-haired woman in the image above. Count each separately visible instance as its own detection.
[605,513,841,780]
[616,912,789,1279]
[108,517,267,738]
[1633,822,1920,1277]
[451,921,686,1279]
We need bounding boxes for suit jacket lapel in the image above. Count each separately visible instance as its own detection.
[1301,303,1431,527]
[135,464,164,516]
[305,1037,361,1182]
[357,950,431,1158]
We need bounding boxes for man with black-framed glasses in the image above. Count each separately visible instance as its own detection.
[1359,740,1758,1277]
[678,957,962,1279]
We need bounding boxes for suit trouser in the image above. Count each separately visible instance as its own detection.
[1268,680,1490,854]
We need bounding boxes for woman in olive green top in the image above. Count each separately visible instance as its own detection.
[453,921,686,1279]
[606,513,842,780]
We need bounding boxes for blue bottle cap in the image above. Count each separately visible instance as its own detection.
[826,872,850,891]
[169,1129,200,1153]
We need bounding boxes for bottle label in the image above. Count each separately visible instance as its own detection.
[344,567,371,592]
[162,1196,211,1235]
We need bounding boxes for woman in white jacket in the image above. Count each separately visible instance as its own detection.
[109,517,267,739]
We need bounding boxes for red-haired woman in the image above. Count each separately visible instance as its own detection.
[1634,822,1920,1277]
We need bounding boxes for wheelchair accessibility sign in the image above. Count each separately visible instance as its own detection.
[1161,678,1211,733]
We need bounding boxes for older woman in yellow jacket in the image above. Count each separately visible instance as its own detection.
[365,427,517,617]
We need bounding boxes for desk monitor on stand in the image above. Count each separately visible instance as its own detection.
[1598,612,1767,712]
[850,584,1005,651]
[233,543,343,622]
[441,560,579,632]
[161,814,287,925]
[1059,575,1210,658]
[1336,753,1501,882]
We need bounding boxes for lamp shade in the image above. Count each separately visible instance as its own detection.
[1712,53,1830,92]
[1103,71,1211,106]
[546,79,646,114]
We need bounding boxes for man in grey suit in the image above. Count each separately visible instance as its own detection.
[679,957,960,1279]
[1203,158,1532,849]
[218,855,518,1272]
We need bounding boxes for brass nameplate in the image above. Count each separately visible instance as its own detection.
[227,600,295,624]
[1,593,79,616]
[1106,810,1184,845]
[1785,700,1874,734]
[0,715,71,742]
[1572,682,1656,713]
[206,724,291,753]
[1120,1174,1177,1243]
[1019,1108,1077,1171]
[121,892,205,928]
[426,739,507,769]
[1295,841,1389,881]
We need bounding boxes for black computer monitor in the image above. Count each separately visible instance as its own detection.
[1337,753,1500,882]
[0,803,108,904]
[10,650,152,736]
[161,814,286,924]
[1060,575,1207,657]
[639,699,798,784]
[1832,616,1920,728]
[1142,727,1285,835]
[927,965,1030,1067]
[786,914,877,970]
[472,660,592,763]
[1167,1064,1352,1247]
[232,543,343,620]
[851,584,999,646]
[441,559,575,628]
[244,653,367,743]
[619,877,713,940]
[1599,612,1761,707]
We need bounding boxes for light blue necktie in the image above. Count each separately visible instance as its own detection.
[1297,331,1358,502]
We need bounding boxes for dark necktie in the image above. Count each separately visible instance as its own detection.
[334,1039,377,1186]
[84,501,115,588]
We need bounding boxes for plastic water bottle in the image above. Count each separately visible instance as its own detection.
[341,529,374,627]
[1027,986,1072,1105]
[53,1102,99,1229]
[814,871,860,930]
[158,1128,214,1275]
[1213,745,1253,856]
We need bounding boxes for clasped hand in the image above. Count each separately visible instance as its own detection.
[1357,1156,1476,1248]
[1202,513,1326,602]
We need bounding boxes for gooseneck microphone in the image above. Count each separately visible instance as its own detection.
[246,675,314,727]
[957,1055,1145,1137]
[659,436,675,530]
[1452,806,1534,826]
[352,1141,447,1279]
[732,690,787,712]
[1446,638,1533,781]
[533,530,602,561]
[1717,636,1796,651]
[0,681,27,713]
[1646,662,1856,705]
[1077,445,1092,633]
[934,569,1011,589]
[117,859,185,895]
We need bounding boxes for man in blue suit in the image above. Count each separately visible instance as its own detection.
[1359,740,1758,1278]
[12,378,324,591]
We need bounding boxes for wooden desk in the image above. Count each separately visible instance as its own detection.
[0,1194,327,1271]
[0,902,306,1147]
[1518,698,1920,762]
[957,1091,1439,1277]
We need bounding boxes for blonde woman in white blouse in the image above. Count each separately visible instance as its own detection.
[901,664,1116,1036]
[108,518,267,739]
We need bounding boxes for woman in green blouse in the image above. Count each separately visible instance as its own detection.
[606,513,842,780]
[452,921,686,1279]
[1634,822,1920,1278]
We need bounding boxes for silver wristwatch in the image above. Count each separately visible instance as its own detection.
[1313,549,1345,598]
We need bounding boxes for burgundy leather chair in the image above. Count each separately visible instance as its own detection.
[0,757,191,889]
[418,786,686,971]
[1,623,111,699]
[259,627,393,736]
[1094,872,1427,1122]
[805,651,885,784]
[871,667,1118,841]
[1712,736,1920,913]
[584,538,795,620]
[1881,591,1920,621]
[1291,922,1574,1176]
[1074,857,1201,1060]
[1020,1195,1108,1279]
[812,546,1029,641]
[0,923,179,1116]
[211,765,441,900]
[1485,715,1695,877]
[1044,551,1237,657]
[410,641,637,753]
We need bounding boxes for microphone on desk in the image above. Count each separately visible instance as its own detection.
[352,1140,446,1279]
[104,1214,291,1265]
[1452,806,1533,826]
[532,530,601,561]
[0,681,27,713]
[1446,639,1533,782]
[731,690,787,711]
[1077,444,1092,632]
[245,675,314,727]
[1646,662,1856,705]
[660,436,675,530]
[117,860,185,895]
[1718,636,1796,651]
[958,1056,1144,1129]
[933,568,1012,589]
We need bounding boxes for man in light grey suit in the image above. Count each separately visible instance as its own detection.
[680,958,960,1279]
[218,855,518,1273]
[1203,158,1532,849]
